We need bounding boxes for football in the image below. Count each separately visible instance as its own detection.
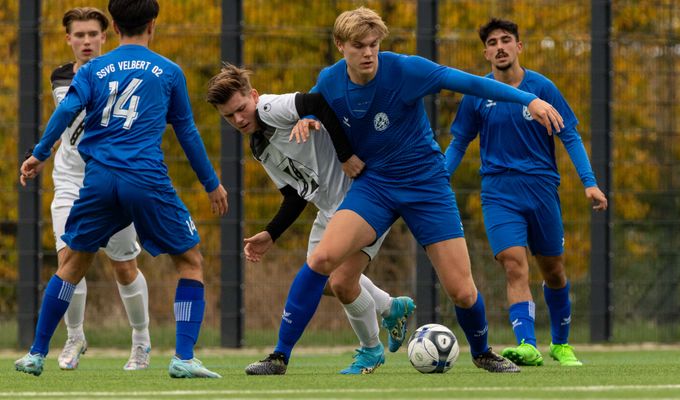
[407,323,460,373]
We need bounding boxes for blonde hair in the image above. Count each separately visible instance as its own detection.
[333,6,389,44]
[206,62,253,106]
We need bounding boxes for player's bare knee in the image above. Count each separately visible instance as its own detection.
[172,247,204,277]
[543,269,567,289]
[307,250,338,275]
[328,276,352,302]
[110,259,138,285]
[452,288,478,308]
[499,258,526,282]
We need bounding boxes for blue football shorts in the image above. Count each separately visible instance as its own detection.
[338,169,464,247]
[62,161,200,256]
[481,172,564,257]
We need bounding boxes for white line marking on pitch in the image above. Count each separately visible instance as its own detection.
[3,384,680,397]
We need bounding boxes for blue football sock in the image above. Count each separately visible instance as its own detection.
[543,281,571,345]
[174,278,205,360]
[454,292,489,358]
[508,301,537,347]
[274,263,328,362]
[30,275,76,356]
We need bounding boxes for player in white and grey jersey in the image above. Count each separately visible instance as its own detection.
[207,63,416,375]
[44,7,151,371]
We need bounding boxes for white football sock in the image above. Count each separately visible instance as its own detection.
[117,270,151,347]
[64,278,87,339]
[343,286,381,348]
[359,274,392,317]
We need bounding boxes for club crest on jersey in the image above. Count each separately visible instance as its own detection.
[374,112,390,131]
[522,105,534,121]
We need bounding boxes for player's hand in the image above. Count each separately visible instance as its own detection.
[208,184,229,216]
[289,118,320,143]
[243,231,274,262]
[342,154,365,178]
[527,98,564,136]
[19,155,45,187]
[586,186,608,211]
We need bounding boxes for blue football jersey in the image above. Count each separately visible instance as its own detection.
[67,44,217,191]
[447,69,595,187]
[314,52,537,183]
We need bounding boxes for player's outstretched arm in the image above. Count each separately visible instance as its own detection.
[585,186,608,211]
[208,184,229,216]
[243,231,274,263]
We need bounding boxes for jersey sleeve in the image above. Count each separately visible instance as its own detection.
[399,55,537,106]
[68,63,93,107]
[445,95,481,176]
[264,185,308,242]
[294,92,353,162]
[399,55,451,102]
[539,78,579,130]
[257,93,300,129]
[439,68,537,106]
[539,79,595,187]
[32,90,84,161]
[557,126,597,188]
[52,85,68,106]
[167,68,220,192]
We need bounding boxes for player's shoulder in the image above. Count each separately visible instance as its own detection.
[380,51,411,69]
[51,62,75,83]
[319,58,346,80]
[258,93,297,113]
[523,69,558,90]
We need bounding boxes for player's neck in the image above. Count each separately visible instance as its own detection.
[119,34,150,47]
[492,64,524,87]
[346,63,378,86]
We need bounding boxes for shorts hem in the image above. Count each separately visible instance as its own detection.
[421,232,465,248]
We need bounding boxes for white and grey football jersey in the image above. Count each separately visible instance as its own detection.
[51,63,86,189]
[253,93,351,218]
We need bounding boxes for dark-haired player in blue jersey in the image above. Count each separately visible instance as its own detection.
[245,6,565,375]
[445,18,608,367]
[17,0,227,378]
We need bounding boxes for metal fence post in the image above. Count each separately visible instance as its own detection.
[17,0,42,349]
[415,0,439,326]
[590,0,613,342]
[220,0,245,347]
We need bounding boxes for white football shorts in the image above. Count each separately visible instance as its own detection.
[307,210,388,260]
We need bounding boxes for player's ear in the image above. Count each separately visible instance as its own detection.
[516,40,523,53]
[101,31,107,43]
[251,88,259,103]
[335,39,344,54]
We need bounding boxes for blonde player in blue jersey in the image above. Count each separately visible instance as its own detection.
[445,18,608,367]
[17,0,227,378]
[206,63,415,375]
[246,7,565,375]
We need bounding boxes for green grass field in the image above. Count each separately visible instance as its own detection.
[2,347,680,399]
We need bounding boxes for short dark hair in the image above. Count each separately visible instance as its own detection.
[478,18,519,44]
[62,7,109,34]
[108,0,159,37]
[206,62,253,106]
